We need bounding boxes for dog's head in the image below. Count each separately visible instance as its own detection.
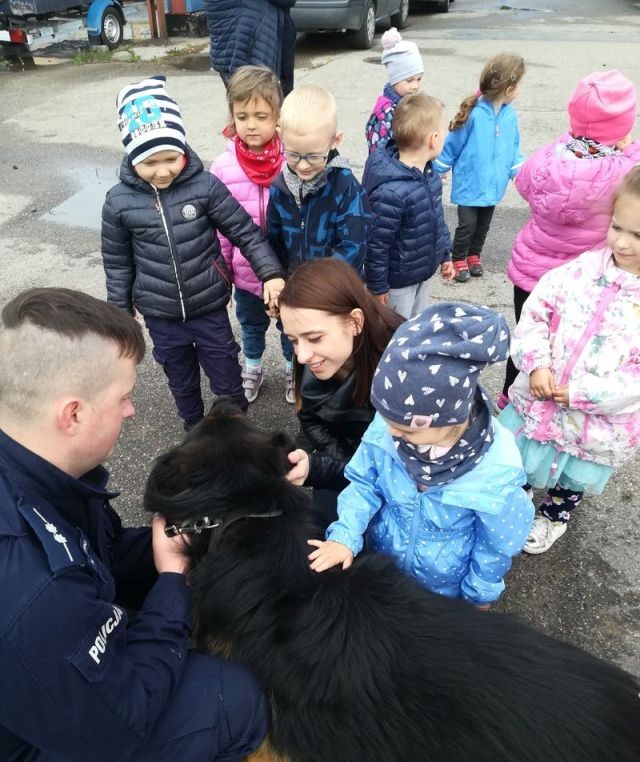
[143,397,297,544]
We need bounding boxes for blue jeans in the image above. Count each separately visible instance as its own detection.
[234,287,293,362]
[145,310,247,425]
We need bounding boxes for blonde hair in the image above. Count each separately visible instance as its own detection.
[450,53,525,132]
[225,65,283,137]
[280,85,337,137]
[393,93,444,151]
[612,165,640,209]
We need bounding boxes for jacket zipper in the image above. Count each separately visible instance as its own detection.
[155,189,187,321]
[258,186,266,233]
[403,498,423,575]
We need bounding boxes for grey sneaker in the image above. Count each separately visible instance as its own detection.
[523,515,568,554]
[285,366,295,404]
[242,366,263,403]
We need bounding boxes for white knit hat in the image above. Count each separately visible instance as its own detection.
[381,28,423,86]
[116,76,186,165]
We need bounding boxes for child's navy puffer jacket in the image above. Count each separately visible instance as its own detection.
[362,140,451,296]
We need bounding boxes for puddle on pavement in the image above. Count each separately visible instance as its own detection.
[43,166,118,231]
[166,55,210,72]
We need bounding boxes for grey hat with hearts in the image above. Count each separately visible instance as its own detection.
[371,302,510,428]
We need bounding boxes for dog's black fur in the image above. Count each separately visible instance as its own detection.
[145,397,640,762]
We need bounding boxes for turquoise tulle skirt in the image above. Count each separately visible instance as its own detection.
[498,405,613,495]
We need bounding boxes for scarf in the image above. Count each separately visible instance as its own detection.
[393,386,494,490]
[229,129,283,187]
[566,136,622,160]
[383,82,403,108]
[283,152,350,207]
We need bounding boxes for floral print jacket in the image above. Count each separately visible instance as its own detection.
[510,247,640,467]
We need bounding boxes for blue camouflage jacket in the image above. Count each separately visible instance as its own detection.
[0,430,191,761]
[362,139,452,294]
[266,163,370,274]
[327,414,534,605]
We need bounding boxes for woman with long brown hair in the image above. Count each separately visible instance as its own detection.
[278,258,403,523]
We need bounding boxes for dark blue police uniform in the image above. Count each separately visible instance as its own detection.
[0,429,268,761]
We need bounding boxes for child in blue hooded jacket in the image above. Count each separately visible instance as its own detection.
[435,53,525,283]
[308,303,534,608]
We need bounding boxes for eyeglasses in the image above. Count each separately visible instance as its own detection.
[282,149,331,167]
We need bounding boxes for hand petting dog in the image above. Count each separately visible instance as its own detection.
[307,539,354,571]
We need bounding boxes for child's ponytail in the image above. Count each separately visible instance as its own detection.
[449,94,479,131]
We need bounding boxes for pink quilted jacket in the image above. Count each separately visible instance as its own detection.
[508,133,640,292]
[210,140,287,298]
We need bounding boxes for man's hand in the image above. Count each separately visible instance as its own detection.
[374,292,389,306]
[307,539,354,572]
[529,368,555,400]
[152,514,190,575]
[552,384,570,406]
[286,448,310,486]
[263,277,285,314]
[440,261,455,281]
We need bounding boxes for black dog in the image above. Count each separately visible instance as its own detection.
[145,397,640,762]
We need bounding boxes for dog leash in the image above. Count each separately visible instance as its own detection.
[164,508,283,552]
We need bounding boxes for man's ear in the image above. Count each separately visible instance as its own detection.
[331,131,344,150]
[57,398,83,437]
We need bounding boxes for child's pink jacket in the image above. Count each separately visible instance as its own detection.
[210,140,287,298]
[508,134,640,292]
[509,248,640,468]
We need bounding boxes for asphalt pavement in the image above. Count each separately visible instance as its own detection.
[0,0,639,676]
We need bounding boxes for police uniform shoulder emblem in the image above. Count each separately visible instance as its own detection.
[181,203,197,220]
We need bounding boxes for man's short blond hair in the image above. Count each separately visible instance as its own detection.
[393,93,444,151]
[280,85,338,137]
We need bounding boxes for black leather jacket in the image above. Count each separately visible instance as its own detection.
[297,367,374,491]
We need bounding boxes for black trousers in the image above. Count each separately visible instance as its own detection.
[502,284,532,396]
[452,205,496,261]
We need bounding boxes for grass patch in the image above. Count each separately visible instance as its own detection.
[72,47,113,64]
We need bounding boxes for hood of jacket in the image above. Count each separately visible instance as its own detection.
[117,144,204,193]
[362,139,426,195]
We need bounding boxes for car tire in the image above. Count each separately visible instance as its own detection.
[435,0,450,12]
[390,0,409,29]
[98,5,124,48]
[350,0,375,49]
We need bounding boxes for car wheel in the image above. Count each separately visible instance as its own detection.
[99,6,124,48]
[390,0,409,29]
[350,0,375,49]
[435,0,450,12]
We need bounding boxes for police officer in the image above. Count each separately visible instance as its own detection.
[0,288,268,761]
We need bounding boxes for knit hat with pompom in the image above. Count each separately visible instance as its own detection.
[381,27,423,86]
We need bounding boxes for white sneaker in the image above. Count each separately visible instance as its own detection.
[523,515,568,555]
[242,366,263,403]
[285,366,295,404]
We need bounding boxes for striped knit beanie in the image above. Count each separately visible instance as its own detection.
[116,76,186,165]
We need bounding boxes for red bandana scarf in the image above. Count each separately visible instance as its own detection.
[225,126,283,187]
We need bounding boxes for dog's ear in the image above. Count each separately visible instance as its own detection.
[269,431,297,475]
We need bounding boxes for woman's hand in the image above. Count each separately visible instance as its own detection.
[529,368,554,399]
[307,539,354,572]
[285,448,310,486]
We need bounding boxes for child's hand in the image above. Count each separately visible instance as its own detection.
[374,292,390,306]
[529,368,554,399]
[440,261,455,281]
[475,603,491,611]
[552,384,569,406]
[285,449,310,486]
[307,540,354,572]
[263,277,285,313]
[616,134,632,149]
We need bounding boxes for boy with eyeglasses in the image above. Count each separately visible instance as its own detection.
[266,84,370,275]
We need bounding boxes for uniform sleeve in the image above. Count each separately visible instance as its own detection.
[206,176,284,282]
[1,569,191,761]
[511,271,562,374]
[325,441,384,555]
[364,188,403,295]
[330,175,370,272]
[266,188,289,272]
[460,486,534,605]
[101,193,135,313]
[434,122,470,174]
